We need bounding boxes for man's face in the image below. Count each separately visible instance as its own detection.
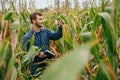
[34,15,44,28]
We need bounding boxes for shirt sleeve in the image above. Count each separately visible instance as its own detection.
[22,36,30,51]
[46,27,63,40]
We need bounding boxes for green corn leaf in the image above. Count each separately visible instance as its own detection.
[91,44,100,61]
[59,14,69,24]
[0,67,2,79]
[96,61,113,80]
[90,7,95,19]
[81,32,92,43]
[0,41,9,66]
[42,40,97,80]
[98,12,117,73]
[114,0,120,38]
[18,25,23,44]
[5,57,14,80]
[96,67,108,80]
[30,34,35,47]
[11,67,17,80]
[11,3,18,16]
[22,12,27,21]
[114,0,120,9]
[10,19,20,32]
[22,46,40,64]
[92,15,101,36]
[98,12,116,55]
[21,46,40,74]
[4,11,14,20]
[101,0,105,12]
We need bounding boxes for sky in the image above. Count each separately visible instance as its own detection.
[35,0,75,9]
[0,0,112,11]
[35,0,55,9]
[34,0,103,9]
[33,0,112,9]
[34,0,93,9]
[0,0,88,10]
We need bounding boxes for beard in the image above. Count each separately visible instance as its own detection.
[35,22,43,28]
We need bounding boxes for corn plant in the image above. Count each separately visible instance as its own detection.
[0,0,120,80]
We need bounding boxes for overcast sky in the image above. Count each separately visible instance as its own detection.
[0,0,112,11]
[35,0,79,9]
[0,0,89,10]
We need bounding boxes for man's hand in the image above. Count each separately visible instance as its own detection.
[38,51,47,58]
[59,20,65,28]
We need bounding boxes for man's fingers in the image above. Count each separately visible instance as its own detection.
[59,20,65,28]
[60,20,65,24]
[38,52,47,58]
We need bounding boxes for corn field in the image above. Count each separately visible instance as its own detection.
[0,0,120,80]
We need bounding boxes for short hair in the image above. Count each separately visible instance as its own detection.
[30,12,42,24]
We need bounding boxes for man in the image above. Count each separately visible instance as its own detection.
[22,12,64,76]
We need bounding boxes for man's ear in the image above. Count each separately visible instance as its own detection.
[32,19,36,24]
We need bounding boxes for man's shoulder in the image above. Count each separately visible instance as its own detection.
[40,27,49,32]
[24,30,33,38]
[41,27,48,30]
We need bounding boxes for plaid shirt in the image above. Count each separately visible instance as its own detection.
[22,27,62,52]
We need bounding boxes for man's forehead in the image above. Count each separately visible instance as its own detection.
[36,15,43,18]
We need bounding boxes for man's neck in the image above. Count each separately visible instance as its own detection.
[32,25,41,32]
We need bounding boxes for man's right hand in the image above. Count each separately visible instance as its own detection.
[38,51,47,58]
[59,20,65,28]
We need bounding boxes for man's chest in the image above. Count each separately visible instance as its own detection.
[34,32,49,45]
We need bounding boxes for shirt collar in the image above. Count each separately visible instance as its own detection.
[32,27,45,34]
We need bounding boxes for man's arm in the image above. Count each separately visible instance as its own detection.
[46,20,64,40]
[46,26,62,40]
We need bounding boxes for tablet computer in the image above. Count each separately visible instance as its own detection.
[44,50,55,59]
